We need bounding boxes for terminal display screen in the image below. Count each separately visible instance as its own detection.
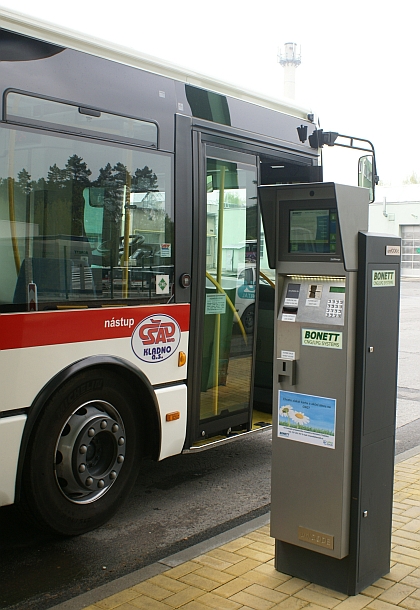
[289,209,337,254]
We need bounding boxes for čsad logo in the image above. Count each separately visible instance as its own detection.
[131,314,181,363]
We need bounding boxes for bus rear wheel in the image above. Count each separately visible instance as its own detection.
[22,369,142,536]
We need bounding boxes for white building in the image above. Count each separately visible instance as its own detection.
[369,185,420,277]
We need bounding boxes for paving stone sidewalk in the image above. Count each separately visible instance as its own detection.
[56,450,420,610]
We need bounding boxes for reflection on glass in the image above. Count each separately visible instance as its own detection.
[200,157,258,425]
[0,128,173,311]
[401,225,420,271]
[6,92,158,148]
[358,155,374,202]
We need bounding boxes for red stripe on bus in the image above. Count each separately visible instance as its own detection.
[0,304,190,351]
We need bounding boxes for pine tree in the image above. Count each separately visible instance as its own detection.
[17,168,33,196]
[64,155,92,236]
[132,166,158,192]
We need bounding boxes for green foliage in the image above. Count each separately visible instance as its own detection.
[278,421,334,435]
[11,155,163,241]
[17,169,32,195]
[132,166,158,192]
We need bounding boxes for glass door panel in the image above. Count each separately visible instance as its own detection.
[199,154,258,427]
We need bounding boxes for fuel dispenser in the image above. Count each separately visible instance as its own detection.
[258,182,401,595]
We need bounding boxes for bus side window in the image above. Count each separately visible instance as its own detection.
[0,127,173,311]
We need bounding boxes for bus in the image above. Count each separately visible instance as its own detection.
[0,9,362,536]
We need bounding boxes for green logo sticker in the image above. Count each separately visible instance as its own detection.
[302,329,342,349]
[372,270,395,287]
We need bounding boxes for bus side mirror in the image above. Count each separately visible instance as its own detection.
[358,155,375,203]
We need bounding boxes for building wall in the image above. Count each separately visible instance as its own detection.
[368,185,420,277]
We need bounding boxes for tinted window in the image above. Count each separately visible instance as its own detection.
[6,92,158,148]
[185,85,231,126]
[0,127,173,311]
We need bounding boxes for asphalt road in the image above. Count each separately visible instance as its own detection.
[395,280,420,453]
[0,280,419,610]
[0,431,272,610]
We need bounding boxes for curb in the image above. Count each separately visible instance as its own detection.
[47,513,270,610]
[47,445,420,610]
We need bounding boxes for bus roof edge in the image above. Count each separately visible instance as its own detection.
[0,7,316,122]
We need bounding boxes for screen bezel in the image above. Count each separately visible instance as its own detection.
[278,199,343,263]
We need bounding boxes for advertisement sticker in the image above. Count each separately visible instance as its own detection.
[278,390,336,449]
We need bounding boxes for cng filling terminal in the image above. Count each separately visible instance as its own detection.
[259,182,401,595]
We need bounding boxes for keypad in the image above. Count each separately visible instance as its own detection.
[326,299,343,318]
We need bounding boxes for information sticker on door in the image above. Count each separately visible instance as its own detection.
[205,294,226,315]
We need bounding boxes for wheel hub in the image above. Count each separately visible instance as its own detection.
[55,401,126,504]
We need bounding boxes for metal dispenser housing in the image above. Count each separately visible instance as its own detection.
[259,182,400,594]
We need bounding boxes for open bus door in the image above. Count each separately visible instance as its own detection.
[195,147,260,441]
[188,143,322,447]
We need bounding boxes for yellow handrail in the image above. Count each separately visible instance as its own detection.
[205,271,247,344]
[8,177,21,274]
[122,180,131,299]
[259,269,275,289]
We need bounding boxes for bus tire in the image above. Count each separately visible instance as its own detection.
[21,368,142,536]
[241,304,255,334]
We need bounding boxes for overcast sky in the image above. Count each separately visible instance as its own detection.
[0,0,418,186]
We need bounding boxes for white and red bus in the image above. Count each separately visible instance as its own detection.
[0,9,330,535]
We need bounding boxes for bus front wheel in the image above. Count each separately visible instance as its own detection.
[241,304,255,334]
[22,369,142,536]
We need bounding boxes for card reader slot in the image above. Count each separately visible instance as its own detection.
[278,358,296,386]
[282,306,297,315]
